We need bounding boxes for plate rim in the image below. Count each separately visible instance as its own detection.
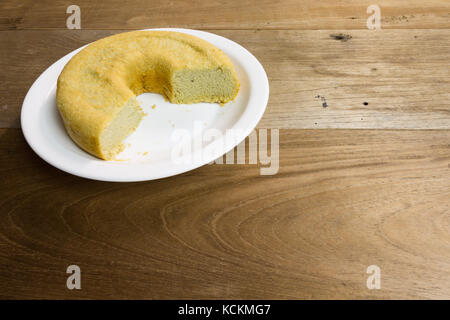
[21,28,269,182]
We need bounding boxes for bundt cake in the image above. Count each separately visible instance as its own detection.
[56,30,240,160]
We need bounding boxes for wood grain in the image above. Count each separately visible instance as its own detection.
[0,128,449,299]
[1,29,449,129]
[1,0,449,30]
[1,0,450,301]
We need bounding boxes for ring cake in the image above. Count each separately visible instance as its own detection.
[56,31,240,160]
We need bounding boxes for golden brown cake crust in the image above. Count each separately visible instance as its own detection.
[56,30,240,160]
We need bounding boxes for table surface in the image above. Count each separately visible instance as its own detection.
[0,0,449,299]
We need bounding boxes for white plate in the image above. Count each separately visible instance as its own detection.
[21,28,269,182]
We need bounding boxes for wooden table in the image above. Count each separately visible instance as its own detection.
[0,0,449,299]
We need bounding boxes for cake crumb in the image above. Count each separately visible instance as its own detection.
[152,104,156,109]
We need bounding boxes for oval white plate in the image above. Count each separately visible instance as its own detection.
[21,28,269,182]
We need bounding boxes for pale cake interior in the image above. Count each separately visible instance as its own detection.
[171,68,238,104]
[99,99,144,160]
